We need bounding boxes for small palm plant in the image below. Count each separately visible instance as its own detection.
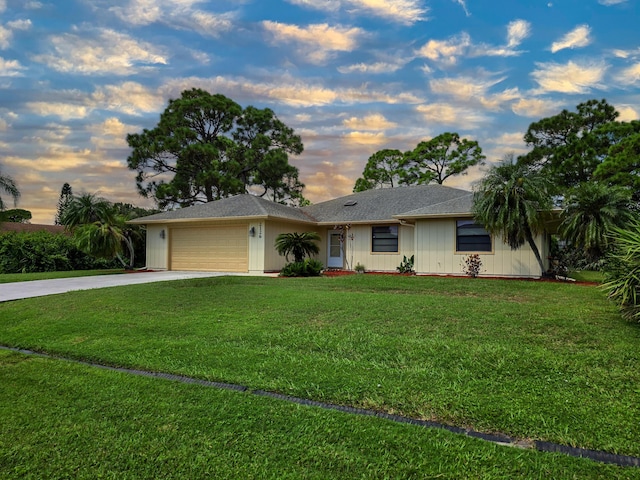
[275,232,321,263]
[602,221,640,321]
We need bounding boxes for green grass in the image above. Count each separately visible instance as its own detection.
[0,275,639,477]
[568,270,605,283]
[0,268,124,284]
[1,350,636,479]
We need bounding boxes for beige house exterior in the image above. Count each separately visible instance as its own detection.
[130,185,552,278]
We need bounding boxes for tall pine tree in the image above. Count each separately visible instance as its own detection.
[54,183,73,225]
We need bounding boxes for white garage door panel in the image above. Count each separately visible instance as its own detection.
[171,226,248,272]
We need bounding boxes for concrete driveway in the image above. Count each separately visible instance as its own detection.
[0,271,246,302]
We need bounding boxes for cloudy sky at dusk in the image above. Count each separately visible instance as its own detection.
[0,0,638,223]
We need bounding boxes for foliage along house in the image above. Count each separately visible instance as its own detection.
[129,184,552,278]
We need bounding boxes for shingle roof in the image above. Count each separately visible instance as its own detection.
[128,194,316,224]
[129,185,474,225]
[301,185,472,223]
[396,193,474,218]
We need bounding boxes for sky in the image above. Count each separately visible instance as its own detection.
[0,0,638,224]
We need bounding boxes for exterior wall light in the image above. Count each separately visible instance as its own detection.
[159,229,166,239]
[249,226,256,237]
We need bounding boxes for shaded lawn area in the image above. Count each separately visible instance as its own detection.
[0,275,638,460]
[1,350,637,479]
[568,270,604,283]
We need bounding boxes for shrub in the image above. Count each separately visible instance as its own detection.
[462,254,482,278]
[279,259,324,277]
[602,222,640,321]
[396,255,414,274]
[0,231,117,273]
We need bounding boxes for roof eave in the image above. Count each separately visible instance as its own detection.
[127,214,270,225]
[313,219,403,226]
[394,212,473,220]
[128,214,317,225]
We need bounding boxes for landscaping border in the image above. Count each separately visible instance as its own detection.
[2,345,638,469]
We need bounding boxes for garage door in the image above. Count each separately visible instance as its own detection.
[170,225,248,272]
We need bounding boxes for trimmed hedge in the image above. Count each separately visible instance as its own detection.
[0,231,117,273]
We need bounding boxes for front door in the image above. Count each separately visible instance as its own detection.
[327,230,343,268]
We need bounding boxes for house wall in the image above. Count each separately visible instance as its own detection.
[263,221,320,272]
[144,219,321,273]
[145,224,168,270]
[247,221,265,274]
[339,224,414,272]
[414,218,547,278]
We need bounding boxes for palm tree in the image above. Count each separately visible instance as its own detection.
[0,166,20,211]
[59,192,112,227]
[75,221,127,264]
[559,182,636,262]
[275,232,321,263]
[472,157,553,275]
[61,193,141,269]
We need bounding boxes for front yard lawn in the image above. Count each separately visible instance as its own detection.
[0,275,638,476]
[0,268,124,284]
[1,349,634,479]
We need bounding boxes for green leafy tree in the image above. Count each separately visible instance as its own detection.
[231,105,305,204]
[594,127,640,201]
[127,88,304,209]
[275,232,321,263]
[0,165,19,211]
[353,149,405,192]
[559,182,636,262]
[403,132,485,185]
[112,202,160,219]
[0,208,32,223]
[472,156,553,275]
[520,99,619,190]
[54,183,73,225]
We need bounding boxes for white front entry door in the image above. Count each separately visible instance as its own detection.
[327,230,343,268]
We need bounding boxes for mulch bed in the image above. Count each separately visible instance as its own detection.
[322,269,598,285]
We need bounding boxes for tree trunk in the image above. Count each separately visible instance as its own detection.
[124,236,135,269]
[115,253,128,269]
[524,224,545,276]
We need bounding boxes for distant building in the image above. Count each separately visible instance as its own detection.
[0,223,69,235]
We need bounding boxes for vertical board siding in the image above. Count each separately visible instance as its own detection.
[147,218,548,276]
[415,219,544,278]
[345,224,414,272]
[146,224,168,270]
[264,221,320,272]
